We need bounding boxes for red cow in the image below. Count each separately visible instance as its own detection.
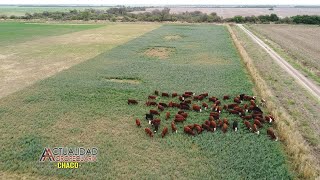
[182,94,192,98]
[185,91,194,95]
[200,92,208,97]
[161,127,168,138]
[234,97,241,104]
[252,124,259,134]
[158,105,164,111]
[210,112,219,120]
[192,105,202,112]
[202,102,208,110]
[205,120,210,126]
[184,100,192,104]
[148,95,157,100]
[202,124,213,132]
[146,101,157,106]
[172,92,178,98]
[150,109,160,115]
[209,116,214,121]
[267,128,278,141]
[184,126,195,136]
[179,96,185,101]
[171,122,177,133]
[209,96,218,102]
[159,102,168,108]
[217,119,223,128]
[128,99,138,105]
[145,128,153,137]
[265,115,275,123]
[181,112,188,118]
[254,119,263,128]
[223,118,229,125]
[195,125,202,134]
[177,110,184,114]
[165,112,170,120]
[222,123,228,133]
[174,117,185,122]
[210,121,217,131]
[175,114,185,119]
[244,120,252,130]
[250,100,256,107]
[223,95,230,100]
[151,119,161,133]
[215,100,221,106]
[135,119,141,127]
[241,115,253,120]
[162,92,170,97]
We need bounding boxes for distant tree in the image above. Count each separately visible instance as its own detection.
[270,14,279,22]
[233,16,245,23]
[0,14,8,19]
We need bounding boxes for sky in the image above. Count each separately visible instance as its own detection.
[0,0,320,5]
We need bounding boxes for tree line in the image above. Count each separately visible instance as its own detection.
[0,7,319,25]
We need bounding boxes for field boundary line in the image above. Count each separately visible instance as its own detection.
[237,24,320,101]
[227,24,319,179]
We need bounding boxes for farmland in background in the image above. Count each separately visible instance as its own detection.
[140,7,320,18]
[0,24,293,179]
[0,5,110,16]
[247,24,320,84]
[0,22,104,45]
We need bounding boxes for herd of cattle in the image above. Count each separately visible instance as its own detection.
[128,90,278,141]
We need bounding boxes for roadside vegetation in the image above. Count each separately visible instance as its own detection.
[229,24,320,179]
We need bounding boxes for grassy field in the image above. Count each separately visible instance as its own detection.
[0,5,110,16]
[0,22,105,46]
[0,24,293,179]
[231,24,320,177]
[0,22,160,98]
[247,24,320,84]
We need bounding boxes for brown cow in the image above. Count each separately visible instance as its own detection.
[172,92,178,98]
[165,112,170,120]
[158,105,164,111]
[223,95,230,100]
[171,122,177,133]
[184,126,195,136]
[244,120,252,130]
[135,119,141,127]
[150,109,160,115]
[128,99,138,105]
[161,127,168,138]
[192,105,202,112]
[222,123,228,133]
[267,128,278,141]
[148,95,157,100]
[254,119,263,128]
[146,101,157,106]
[210,121,217,131]
[162,92,170,97]
[145,128,153,137]
[252,124,259,135]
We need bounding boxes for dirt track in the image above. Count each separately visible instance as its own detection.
[238,24,320,101]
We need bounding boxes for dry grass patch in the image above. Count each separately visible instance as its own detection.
[192,53,230,65]
[104,77,141,84]
[144,46,175,59]
[164,35,183,41]
[0,23,160,99]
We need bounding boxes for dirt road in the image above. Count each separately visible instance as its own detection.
[238,24,320,101]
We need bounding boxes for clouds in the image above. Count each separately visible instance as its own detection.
[0,0,319,5]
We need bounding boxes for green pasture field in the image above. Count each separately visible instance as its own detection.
[0,5,110,16]
[0,24,293,179]
[0,22,104,46]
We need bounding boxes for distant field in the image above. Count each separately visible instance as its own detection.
[0,6,110,16]
[0,22,103,46]
[141,7,320,18]
[247,24,320,83]
[0,24,293,179]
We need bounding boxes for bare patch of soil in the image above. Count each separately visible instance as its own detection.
[144,46,175,59]
[164,35,182,41]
